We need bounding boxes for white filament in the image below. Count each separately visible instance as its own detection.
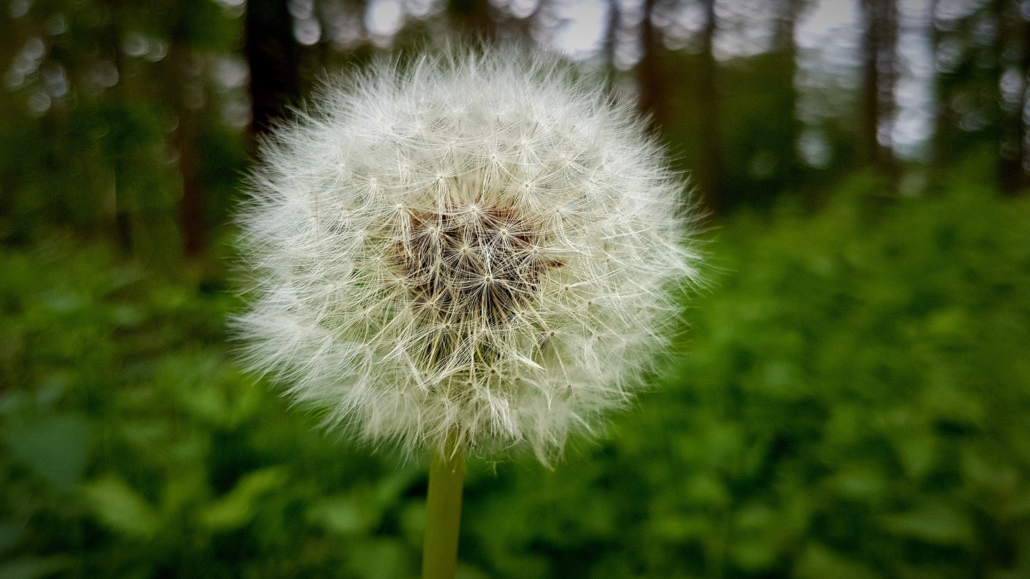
[234,48,703,463]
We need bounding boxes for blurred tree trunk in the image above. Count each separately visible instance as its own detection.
[1018,3,1030,194]
[246,0,300,140]
[773,0,806,191]
[637,0,664,126]
[930,0,952,184]
[167,50,206,258]
[447,0,497,40]
[100,0,133,251]
[998,0,1028,195]
[174,111,206,257]
[697,0,722,211]
[602,0,621,77]
[167,4,207,258]
[859,0,899,181]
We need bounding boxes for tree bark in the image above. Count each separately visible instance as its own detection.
[447,0,497,41]
[602,0,621,74]
[929,0,952,183]
[101,0,133,251]
[774,0,806,191]
[860,0,899,180]
[697,0,722,211]
[246,0,300,140]
[166,2,207,258]
[1019,2,1030,194]
[999,0,1028,195]
[172,86,206,257]
[637,0,664,126]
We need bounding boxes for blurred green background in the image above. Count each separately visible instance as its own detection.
[3,0,1030,577]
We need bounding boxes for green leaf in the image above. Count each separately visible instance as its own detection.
[796,544,881,579]
[0,521,25,554]
[881,503,974,546]
[830,465,887,502]
[81,476,160,540]
[160,470,209,518]
[0,556,72,579]
[347,539,414,579]
[730,538,778,571]
[682,473,731,508]
[7,416,91,492]
[305,495,372,535]
[892,432,936,481]
[161,352,263,428]
[651,514,713,542]
[398,500,427,546]
[1003,489,1030,520]
[199,467,287,532]
[734,503,776,531]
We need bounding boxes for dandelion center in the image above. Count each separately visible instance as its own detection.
[395,206,561,327]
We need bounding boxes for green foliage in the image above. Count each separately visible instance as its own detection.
[463,178,1030,578]
[2,181,1029,578]
[0,239,418,577]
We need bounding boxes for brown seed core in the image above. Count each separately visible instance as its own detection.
[394,206,561,327]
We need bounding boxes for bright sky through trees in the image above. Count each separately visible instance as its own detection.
[370,0,936,157]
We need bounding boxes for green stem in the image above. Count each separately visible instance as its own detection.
[421,437,465,579]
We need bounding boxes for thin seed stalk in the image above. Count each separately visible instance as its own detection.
[421,435,465,579]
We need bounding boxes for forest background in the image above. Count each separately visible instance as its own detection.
[2,0,1030,578]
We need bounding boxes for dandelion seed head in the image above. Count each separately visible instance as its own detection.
[234,48,703,463]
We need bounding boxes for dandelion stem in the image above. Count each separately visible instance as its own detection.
[421,435,465,579]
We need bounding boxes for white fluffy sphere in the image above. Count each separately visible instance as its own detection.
[234,49,702,462]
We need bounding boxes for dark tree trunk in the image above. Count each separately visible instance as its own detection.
[773,0,805,191]
[697,0,722,211]
[637,0,664,126]
[173,87,206,257]
[930,0,953,183]
[447,0,496,41]
[101,0,133,251]
[860,0,899,180]
[1019,3,1030,194]
[999,0,1028,195]
[166,3,207,258]
[602,0,621,74]
[246,0,300,140]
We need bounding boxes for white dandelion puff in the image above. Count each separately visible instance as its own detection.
[233,48,703,464]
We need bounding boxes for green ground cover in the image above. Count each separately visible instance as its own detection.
[2,179,1029,578]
